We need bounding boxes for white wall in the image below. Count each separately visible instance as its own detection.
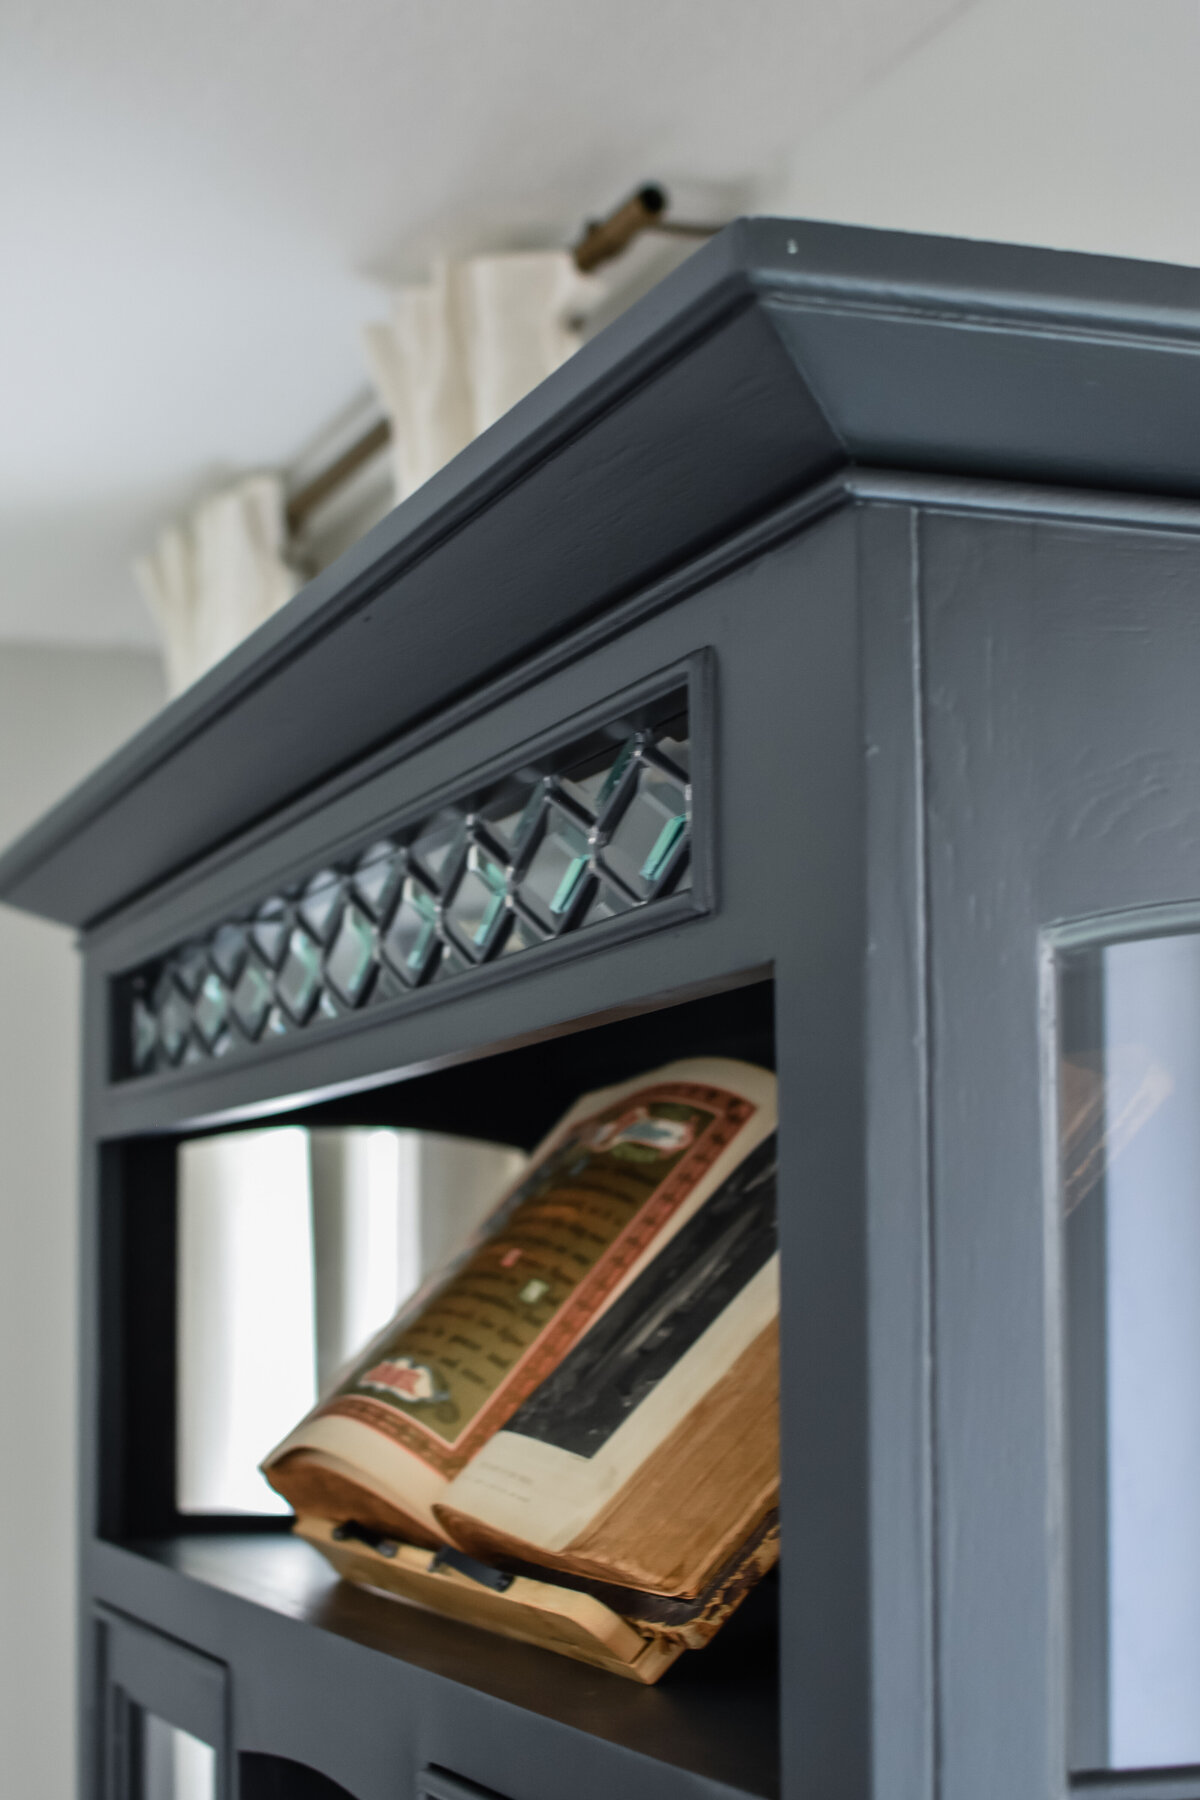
[766,0,1200,270]
[0,642,165,1800]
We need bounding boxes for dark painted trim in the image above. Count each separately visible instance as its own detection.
[848,469,1200,534]
[859,501,936,1800]
[12,218,1200,926]
[1073,1772,1200,1800]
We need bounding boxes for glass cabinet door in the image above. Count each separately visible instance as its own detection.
[101,1611,227,1800]
[1061,934,1200,1773]
[918,505,1200,1799]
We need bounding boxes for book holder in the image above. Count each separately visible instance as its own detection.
[296,1517,685,1682]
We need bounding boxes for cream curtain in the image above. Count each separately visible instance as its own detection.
[136,472,299,698]
[365,251,595,503]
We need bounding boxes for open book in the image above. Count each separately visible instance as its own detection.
[263,1056,778,1654]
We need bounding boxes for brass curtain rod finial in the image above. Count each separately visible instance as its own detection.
[572,185,669,273]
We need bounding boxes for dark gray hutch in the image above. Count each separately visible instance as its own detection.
[5,217,1200,1800]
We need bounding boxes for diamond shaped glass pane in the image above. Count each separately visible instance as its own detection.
[581,879,637,928]
[326,903,378,1006]
[131,997,158,1072]
[209,923,247,983]
[444,847,509,960]
[119,688,692,1080]
[380,878,440,986]
[298,870,343,943]
[265,1005,289,1038]
[231,958,273,1039]
[517,806,591,931]
[410,811,467,890]
[276,927,324,1023]
[157,980,192,1065]
[500,911,549,956]
[352,842,405,920]
[600,762,689,900]
[654,733,690,778]
[562,736,638,821]
[431,941,471,983]
[193,971,230,1047]
[371,963,411,1006]
[251,900,290,969]
[487,781,545,858]
[173,943,208,997]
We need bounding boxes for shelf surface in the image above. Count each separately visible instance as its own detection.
[111,1531,781,1799]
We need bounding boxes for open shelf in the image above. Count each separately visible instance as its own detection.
[100,974,781,1799]
[107,1532,780,1798]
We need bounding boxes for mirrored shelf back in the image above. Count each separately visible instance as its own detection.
[117,686,694,1082]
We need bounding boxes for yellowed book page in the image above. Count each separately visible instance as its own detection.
[441,1253,778,1552]
[263,1058,775,1515]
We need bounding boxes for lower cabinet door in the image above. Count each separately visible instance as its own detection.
[420,1771,509,1800]
[97,1608,228,1800]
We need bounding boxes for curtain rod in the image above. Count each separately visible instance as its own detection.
[286,417,391,535]
[286,188,719,536]
[570,184,718,272]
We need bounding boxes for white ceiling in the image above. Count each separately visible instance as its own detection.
[768,0,1200,273]
[0,0,971,650]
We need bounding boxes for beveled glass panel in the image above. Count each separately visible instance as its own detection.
[560,736,636,818]
[444,846,509,959]
[276,927,323,1024]
[487,778,547,858]
[173,944,208,997]
[264,1005,289,1039]
[517,804,591,931]
[132,998,158,1072]
[120,690,693,1077]
[352,841,405,919]
[209,922,247,983]
[380,877,440,985]
[410,810,467,889]
[1061,934,1200,1772]
[431,941,472,982]
[582,879,636,928]
[325,903,377,1006]
[192,972,229,1048]
[297,869,344,943]
[499,911,548,956]
[656,733,691,777]
[231,958,273,1039]
[250,899,290,969]
[157,980,191,1065]
[600,759,689,900]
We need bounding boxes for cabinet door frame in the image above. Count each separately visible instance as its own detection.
[97,1607,230,1800]
[919,498,1200,1800]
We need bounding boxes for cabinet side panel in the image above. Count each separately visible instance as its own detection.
[767,509,870,1800]
[922,510,1057,1800]
[860,501,935,1800]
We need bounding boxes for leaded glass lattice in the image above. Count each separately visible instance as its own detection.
[120,691,693,1078]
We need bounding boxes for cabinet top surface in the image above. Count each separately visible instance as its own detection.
[6,214,1200,930]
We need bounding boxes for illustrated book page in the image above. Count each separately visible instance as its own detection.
[263,1056,776,1553]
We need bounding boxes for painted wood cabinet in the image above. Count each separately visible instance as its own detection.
[5,217,1200,1800]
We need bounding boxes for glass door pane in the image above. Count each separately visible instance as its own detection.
[139,1713,216,1800]
[1061,933,1200,1771]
